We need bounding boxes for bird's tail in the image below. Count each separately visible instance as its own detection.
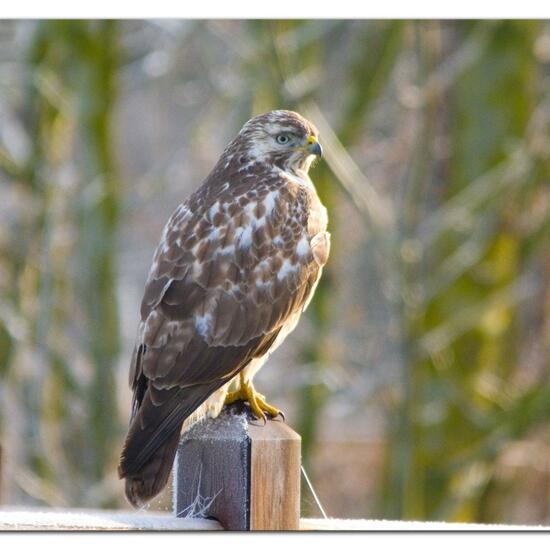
[118,368,234,507]
[120,426,181,508]
[118,380,223,507]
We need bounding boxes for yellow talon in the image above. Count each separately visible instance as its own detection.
[255,394,281,418]
[224,373,282,420]
[224,389,245,406]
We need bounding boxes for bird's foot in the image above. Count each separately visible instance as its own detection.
[224,382,283,422]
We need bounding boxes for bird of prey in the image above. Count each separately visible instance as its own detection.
[118,110,330,507]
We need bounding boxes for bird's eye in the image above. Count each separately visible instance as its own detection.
[276,134,290,145]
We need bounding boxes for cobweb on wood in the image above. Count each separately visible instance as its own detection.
[176,462,221,519]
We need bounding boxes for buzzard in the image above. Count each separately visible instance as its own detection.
[118,110,330,507]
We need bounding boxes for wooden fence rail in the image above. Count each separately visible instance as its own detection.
[0,508,546,531]
[1,405,549,531]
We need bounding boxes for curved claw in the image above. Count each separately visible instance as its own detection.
[224,377,282,424]
[255,393,281,419]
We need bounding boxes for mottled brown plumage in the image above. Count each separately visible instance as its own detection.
[118,110,330,507]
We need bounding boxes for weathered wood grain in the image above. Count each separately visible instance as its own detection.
[173,403,301,531]
[249,420,301,530]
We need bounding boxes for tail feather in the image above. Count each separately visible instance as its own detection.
[118,381,224,507]
[123,428,181,508]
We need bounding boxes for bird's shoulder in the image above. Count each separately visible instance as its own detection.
[128,164,329,398]
[138,167,326,342]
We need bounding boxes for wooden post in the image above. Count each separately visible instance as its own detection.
[173,403,301,531]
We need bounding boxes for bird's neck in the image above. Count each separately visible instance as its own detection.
[276,166,316,193]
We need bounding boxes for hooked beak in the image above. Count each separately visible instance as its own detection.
[306,135,323,158]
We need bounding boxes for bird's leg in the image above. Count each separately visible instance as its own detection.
[224,372,282,421]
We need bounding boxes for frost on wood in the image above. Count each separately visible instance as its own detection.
[173,404,251,530]
[0,508,221,530]
[183,405,249,440]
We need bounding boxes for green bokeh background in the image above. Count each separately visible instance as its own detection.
[0,20,548,524]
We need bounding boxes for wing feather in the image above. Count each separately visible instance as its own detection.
[121,178,329,477]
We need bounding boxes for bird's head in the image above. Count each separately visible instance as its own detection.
[229,110,323,174]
